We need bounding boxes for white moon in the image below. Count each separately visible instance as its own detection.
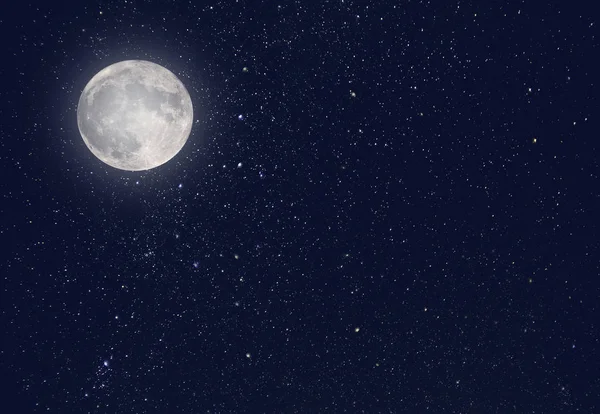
[77,60,193,171]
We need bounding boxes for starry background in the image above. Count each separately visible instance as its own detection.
[1,0,599,413]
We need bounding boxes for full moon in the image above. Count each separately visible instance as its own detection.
[77,60,193,171]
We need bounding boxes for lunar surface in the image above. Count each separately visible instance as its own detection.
[77,60,193,171]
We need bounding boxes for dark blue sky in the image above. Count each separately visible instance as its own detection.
[1,1,598,413]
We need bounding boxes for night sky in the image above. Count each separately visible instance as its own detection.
[2,1,599,413]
